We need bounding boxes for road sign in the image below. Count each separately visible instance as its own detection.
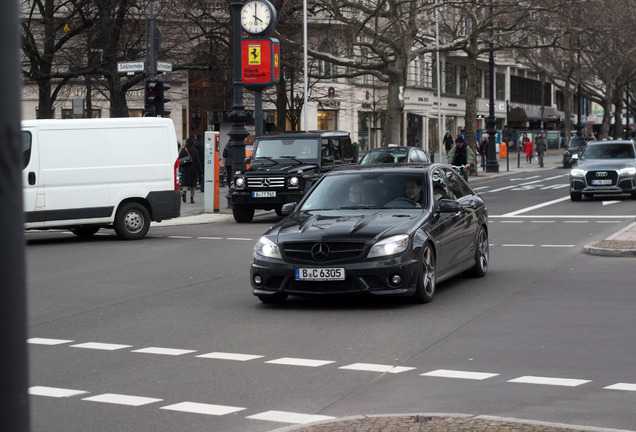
[117,61,144,73]
[157,62,172,73]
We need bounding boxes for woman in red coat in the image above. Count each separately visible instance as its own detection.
[524,137,533,164]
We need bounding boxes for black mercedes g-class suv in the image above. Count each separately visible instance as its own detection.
[230,131,355,222]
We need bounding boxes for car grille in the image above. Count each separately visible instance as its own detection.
[247,177,285,188]
[586,170,617,186]
[287,279,358,294]
[282,241,366,263]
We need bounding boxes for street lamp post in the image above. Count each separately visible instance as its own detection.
[485,15,499,173]
[228,1,250,175]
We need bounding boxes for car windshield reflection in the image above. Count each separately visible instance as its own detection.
[581,143,636,160]
[300,173,429,211]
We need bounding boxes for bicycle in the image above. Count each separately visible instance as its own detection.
[450,164,470,181]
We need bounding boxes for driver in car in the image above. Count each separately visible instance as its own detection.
[405,179,423,208]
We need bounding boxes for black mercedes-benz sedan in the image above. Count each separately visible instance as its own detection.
[250,164,489,304]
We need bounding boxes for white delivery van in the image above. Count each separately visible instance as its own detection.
[22,117,181,240]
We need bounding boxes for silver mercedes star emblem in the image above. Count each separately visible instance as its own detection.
[311,243,330,261]
[261,178,271,187]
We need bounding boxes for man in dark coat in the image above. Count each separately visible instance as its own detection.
[179,138,203,203]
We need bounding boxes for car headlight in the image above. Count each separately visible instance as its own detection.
[368,234,409,258]
[619,167,636,175]
[570,168,585,177]
[254,236,281,259]
[289,176,299,187]
[235,177,245,188]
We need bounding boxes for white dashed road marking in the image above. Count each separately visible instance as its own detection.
[29,386,87,398]
[266,357,336,367]
[131,347,197,356]
[338,363,416,373]
[28,338,73,345]
[160,401,246,416]
[246,410,335,424]
[508,376,591,387]
[70,342,132,351]
[604,383,636,392]
[197,352,264,361]
[82,393,163,406]
[422,369,500,380]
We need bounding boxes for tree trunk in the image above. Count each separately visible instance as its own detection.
[108,71,129,118]
[382,63,406,145]
[464,50,479,175]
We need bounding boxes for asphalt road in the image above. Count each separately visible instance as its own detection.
[25,167,636,432]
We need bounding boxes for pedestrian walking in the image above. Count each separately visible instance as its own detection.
[479,134,489,170]
[443,132,454,155]
[535,133,546,167]
[222,139,234,186]
[179,138,203,203]
[523,134,533,164]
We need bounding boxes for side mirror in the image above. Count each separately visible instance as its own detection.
[571,154,579,161]
[281,202,296,216]
[244,157,251,164]
[438,199,461,213]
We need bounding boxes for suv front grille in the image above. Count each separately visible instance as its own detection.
[247,177,286,188]
[282,241,366,263]
[586,170,618,186]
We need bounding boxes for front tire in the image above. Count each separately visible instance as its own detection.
[465,226,489,277]
[233,204,255,223]
[412,243,436,303]
[114,202,150,240]
[570,191,582,201]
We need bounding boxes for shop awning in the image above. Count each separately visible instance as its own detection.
[509,107,563,122]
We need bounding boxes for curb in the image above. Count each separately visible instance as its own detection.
[268,414,636,432]
[584,221,636,257]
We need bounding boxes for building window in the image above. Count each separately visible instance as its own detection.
[318,41,333,79]
[477,70,483,98]
[317,110,337,130]
[496,73,505,100]
[445,63,457,94]
[459,66,467,96]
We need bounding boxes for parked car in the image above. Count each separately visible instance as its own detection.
[250,164,489,304]
[359,145,430,165]
[563,136,596,168]
[231,131,355,223]
[569,140,636,201]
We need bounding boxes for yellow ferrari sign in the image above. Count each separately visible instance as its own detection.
[248,45,261,65]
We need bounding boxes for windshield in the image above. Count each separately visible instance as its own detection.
[300,172,429,211]
[253,138,319,160]
[568,137,594,149]
[581,143,636,160]
[360,149,408,164]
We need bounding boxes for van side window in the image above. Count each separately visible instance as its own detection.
[22,131,32,169]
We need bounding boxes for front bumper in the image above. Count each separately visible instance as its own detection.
[570,174,636,195]
[251,254,420,298]
[231,190,305,209]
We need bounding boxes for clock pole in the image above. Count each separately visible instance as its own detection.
[228,0,250,178]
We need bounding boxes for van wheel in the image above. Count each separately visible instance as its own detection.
[233,204,254,223]
[70,226,100,238]
[114,202,150,240]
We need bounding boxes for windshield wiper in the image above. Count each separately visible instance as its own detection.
[340,205,385,209]
[279,155,303,165]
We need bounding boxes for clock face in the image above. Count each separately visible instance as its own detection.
[241,0,275,35]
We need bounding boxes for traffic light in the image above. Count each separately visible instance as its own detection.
[143,79,171,117]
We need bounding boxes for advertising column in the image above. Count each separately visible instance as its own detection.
[204,131,220,212]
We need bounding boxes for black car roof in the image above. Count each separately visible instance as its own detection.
[586,140,634,146]
[257,131,350,139]
[328,162,436,175]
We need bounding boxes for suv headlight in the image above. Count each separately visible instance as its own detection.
[254,236,281,259]
[570,168,585,177]
[289,176,300,188]
[235,177,245,189]
[619,167,636,175]
[368,234,409,258]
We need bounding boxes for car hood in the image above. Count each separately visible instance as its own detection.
[576,159,635,170]
[270,210,429,243]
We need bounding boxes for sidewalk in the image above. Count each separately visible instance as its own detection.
[156,149,636,257]
[270,414,634,432]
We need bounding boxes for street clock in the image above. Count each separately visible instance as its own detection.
[240,0,277,36]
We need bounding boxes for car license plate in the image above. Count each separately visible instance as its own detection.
[253,191,276,198]
[591,179,612,185]
[295,268,345,281]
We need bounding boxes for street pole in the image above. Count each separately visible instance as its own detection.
[0,0,30,431]
[485,6,499,173]
[229,1,249,174]
[540,76,545,167]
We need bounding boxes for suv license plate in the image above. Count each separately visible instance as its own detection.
[295,268,345,281]
[591,179,612,185]
[253,191,276,198]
